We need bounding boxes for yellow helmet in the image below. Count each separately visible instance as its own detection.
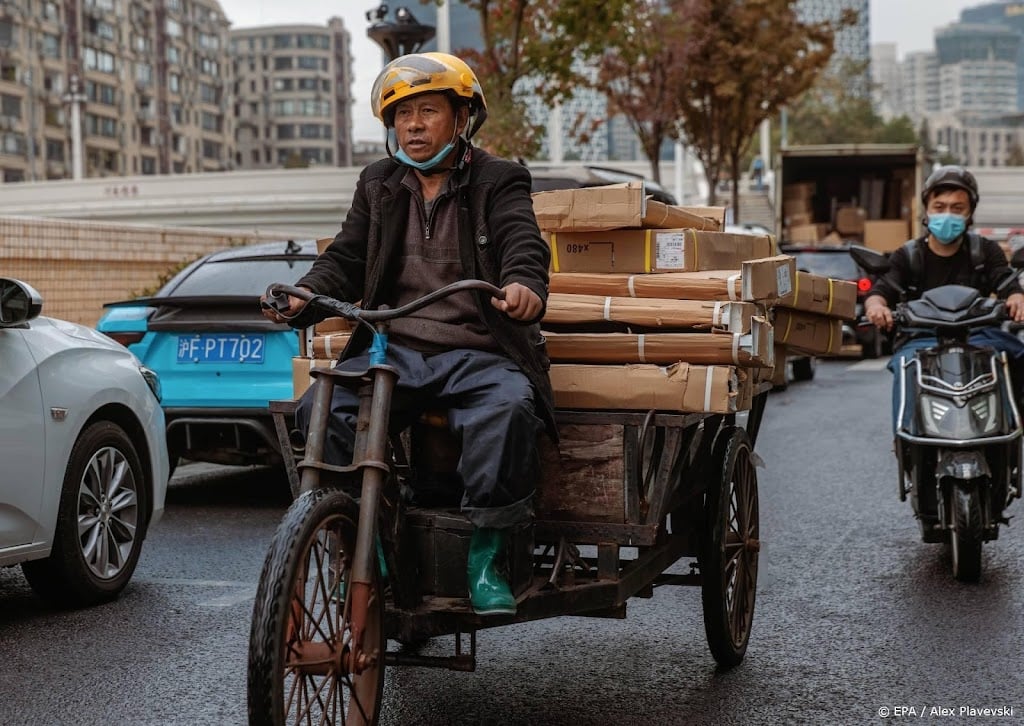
[371,52,488,138]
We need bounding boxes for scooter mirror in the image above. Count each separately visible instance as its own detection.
[848,245,890,276]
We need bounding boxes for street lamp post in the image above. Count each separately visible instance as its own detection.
[63,74,87,181]
[366,4,436,62]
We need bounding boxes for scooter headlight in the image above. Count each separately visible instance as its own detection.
[919,392,1000,438]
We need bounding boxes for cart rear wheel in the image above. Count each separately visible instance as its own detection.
[700,426,759,667]
[248,489,384,725]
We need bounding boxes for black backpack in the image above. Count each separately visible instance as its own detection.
[902,232,986,299]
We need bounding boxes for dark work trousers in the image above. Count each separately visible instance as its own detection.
[295,344,543,529]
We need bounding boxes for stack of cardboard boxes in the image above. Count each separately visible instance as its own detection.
[771,268,858,372]
[534,182,790,414]
[783,177,914,252]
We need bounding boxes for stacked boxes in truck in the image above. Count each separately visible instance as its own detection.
[774,144,924,251]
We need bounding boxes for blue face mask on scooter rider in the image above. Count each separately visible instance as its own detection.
[394,141,456,171]
[927,213,968,245]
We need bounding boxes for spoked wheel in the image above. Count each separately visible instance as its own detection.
[248,489,384,725]
[950,481,983,583]
[700,426,759,667]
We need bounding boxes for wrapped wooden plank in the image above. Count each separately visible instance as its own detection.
[547,255,795,303]
[777,271,858,319]
[544,320,773,368]
[538,424,625,523]
[550,362,749,414]
[543,293,761,333]
[531,181,722,232]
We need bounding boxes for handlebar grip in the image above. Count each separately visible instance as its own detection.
[261,288,292,314]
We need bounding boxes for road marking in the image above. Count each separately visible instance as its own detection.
[847,358,890,372]
[138,577,256,607]
[140,577,252,587]
[200,589,257,608]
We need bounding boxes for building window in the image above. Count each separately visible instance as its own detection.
[273,78,294,92]
[41,2,60,21]
[297,34,329,49]
[297,56,321,70]
[167,46,181,64]
[141,156,156,174]
[1,94,22,120]
[44,104,64,127]
[169,73,181,93]
[198,32,220,51]
[274,34,294,49]
[166,19,182,37]
[1,133,27,155]
[202,140,222,159]
[277,124,296,140]
[274,57,293,71]
[45,139,64,161]
[201,112,222,132]
[136,63,153,86]
[85,81,117,106]
[0,21,14,50]
[198,57,219,75]
[84,47,116,74]
[85,113,118,138]
[4,168,25,182]
[40,33,61,59]
[298,78,318,91]
[199,83,220,104]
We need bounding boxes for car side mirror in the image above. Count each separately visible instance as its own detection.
[0,278,43,327]
[849,245,890,276]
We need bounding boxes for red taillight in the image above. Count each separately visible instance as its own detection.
[857,277,872,293]
[104,331,145,347]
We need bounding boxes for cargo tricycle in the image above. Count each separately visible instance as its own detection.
[248,280,769,725]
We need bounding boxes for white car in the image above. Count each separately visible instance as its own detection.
[0,277,168,607]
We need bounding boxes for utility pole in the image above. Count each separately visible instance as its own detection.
[435,0,450,54]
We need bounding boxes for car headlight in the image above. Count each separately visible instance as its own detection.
[919,392,1000,438]
[139,365,162,402]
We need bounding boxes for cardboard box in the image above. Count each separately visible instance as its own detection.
[314,317,353,334]
[543,321,774,368]
[543,294,762,333]
[784,182,816,199]
[783,197,814,219]
[788,223,822,244]
[676,206,727,226]
[292,356,337,398]
[835,207,867,235]
[547,255,795,303]
[311,333,351,358]
[785,212,813,228]
[864,219,910,253]
[773,309,843,355]
[550,362,747,414]
[778,271,858,319]
[531,181,721,233]
[546,229,775,274]
[316,237,334,254]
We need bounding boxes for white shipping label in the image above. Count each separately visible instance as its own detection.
[776,265,793,297]
[655,232,686,269]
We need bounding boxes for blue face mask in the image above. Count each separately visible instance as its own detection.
[394,141,455,171]
[927,213,967,245]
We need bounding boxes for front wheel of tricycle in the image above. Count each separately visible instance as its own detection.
[700,426,759,667]
[248,488,384,726]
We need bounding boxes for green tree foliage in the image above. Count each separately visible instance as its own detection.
[423,0,632,160]
[785,60,917,146]
[673,0,852,211]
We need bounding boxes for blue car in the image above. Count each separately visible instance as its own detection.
[97,239,319,473]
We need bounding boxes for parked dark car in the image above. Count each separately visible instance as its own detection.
[780,243,883,358]
[529,164,678,204]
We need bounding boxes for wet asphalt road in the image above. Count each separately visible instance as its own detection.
[2,359,1023,725]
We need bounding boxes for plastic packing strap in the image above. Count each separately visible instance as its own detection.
[713,301,723,327]
[637,333,646,363]
[704,366,715,411]
[827,319,835,353]
[603,296,613,322]
[727,273,741,301]
[550,233,560,272]
[627,275,638,298]
[644,230,653,273]
[826,278,835,315]
[732,333,740,364]
[323,335,333,359]
[688,228,699,269]
[782,310,794,343]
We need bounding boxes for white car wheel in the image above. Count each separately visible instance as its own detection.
[22,421,149,608]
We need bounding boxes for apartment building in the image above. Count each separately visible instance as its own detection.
[229,20,354,170]
[0,0,235,183]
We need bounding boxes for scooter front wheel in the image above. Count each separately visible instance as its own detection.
[248,488,384,725]
[950,481,983,583]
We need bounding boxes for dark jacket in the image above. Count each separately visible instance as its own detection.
[868,234,1022,307]
[295,148,556,437]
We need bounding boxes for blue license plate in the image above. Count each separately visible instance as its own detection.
[176,334,265,363]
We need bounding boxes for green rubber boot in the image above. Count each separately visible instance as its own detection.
[467,527,517,615]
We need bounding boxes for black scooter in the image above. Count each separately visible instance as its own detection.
[850,245,1024,581]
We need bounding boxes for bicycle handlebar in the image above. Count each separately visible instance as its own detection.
[262,279,506,324]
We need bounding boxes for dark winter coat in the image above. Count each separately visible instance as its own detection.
[295,148,556,437]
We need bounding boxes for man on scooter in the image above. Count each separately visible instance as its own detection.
[864,165,1024,432]
[261,53,554,616]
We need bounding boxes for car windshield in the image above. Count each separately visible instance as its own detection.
[167,258,315,297]
[790,251,860,281]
